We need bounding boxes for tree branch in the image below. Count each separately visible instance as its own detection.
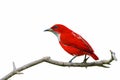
[0,50,117,80]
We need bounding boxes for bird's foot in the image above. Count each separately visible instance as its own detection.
[82,56,89,63]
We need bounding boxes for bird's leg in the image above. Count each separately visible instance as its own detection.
[69,56,77,63]
[83,55,89,63]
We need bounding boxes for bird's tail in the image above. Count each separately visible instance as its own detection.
[90,53,99,60]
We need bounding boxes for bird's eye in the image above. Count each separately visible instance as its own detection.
[53,26,58,29]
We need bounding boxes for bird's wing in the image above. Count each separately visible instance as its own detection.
[59,41,87,56]
[60,32,94,53]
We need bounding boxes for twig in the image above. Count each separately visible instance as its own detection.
[0,50,117,80]
[12,62,23,74]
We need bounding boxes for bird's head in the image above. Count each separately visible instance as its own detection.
[44,24,71,34]
[44,24,71,40]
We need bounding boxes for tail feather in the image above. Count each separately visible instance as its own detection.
[90,53,99,60]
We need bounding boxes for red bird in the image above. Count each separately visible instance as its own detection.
[44,24,99,62]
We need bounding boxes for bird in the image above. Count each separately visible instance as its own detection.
[44,24,99,63]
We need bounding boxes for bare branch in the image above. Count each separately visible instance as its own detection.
[0,50,117,80]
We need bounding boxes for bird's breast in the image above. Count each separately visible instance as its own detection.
[52,31,61,41]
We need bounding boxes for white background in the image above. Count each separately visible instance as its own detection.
[0,0,120,80]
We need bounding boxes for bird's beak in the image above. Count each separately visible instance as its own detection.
[44,28,53,32]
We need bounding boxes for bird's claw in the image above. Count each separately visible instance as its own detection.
[82,57,89,63]
[69,60,72,63]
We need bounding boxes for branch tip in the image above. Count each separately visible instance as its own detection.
[102,65,110,68]
[110,50,117,61]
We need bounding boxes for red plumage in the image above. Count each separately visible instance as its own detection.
[45,24,99,61]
